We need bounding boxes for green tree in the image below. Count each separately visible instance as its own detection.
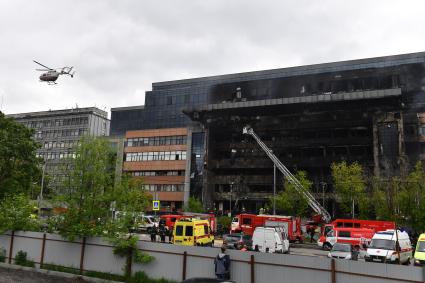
[331,161,368,218]
[0,194,39,233]
[0,112,41,199]
[398,162,425,230]
[274,170,313,217]
[54,136,150,240]
[184,196,204,213]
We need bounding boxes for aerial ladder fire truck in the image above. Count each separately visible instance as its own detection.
[242,126,395,249]
[242,126,332,223]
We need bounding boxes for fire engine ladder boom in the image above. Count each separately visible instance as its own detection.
[243,126,332,223]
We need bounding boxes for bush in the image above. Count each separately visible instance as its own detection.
[217,216,232,235]
[14,250,35,267]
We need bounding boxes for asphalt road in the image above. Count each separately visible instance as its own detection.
[137,233,330,258]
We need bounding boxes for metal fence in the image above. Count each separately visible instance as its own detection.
[0,231,424,283]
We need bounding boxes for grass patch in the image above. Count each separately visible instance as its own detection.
[42,263,80,275]
[85,270,125,281]
[42,264,176,283]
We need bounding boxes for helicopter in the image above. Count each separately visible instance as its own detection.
[33,60,75,85]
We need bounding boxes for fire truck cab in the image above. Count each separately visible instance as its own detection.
[231,213,303,242]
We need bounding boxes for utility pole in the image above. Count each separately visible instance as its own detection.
[38,163,46,215]
[273,164,276,215]
[229,182,233,217]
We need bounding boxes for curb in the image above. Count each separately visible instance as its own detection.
[0,262,123,283]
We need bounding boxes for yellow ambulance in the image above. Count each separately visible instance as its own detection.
[414,233,425,266]
[173,218,214,246]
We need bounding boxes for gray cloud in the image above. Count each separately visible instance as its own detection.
[1,0,424,115]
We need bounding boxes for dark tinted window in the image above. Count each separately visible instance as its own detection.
[203,225,208,235]
[176,225,183,236]
[242,218,252,225]
[185,226,193,236]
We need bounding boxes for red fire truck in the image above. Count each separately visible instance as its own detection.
[318,219,395,249]
[160,213,217,233]
[231,213,303,242]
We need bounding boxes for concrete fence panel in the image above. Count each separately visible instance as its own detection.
[43,233,82,269]
[84,237,126,275]
[0,233,11,258]
[254,252,331,283]
[134,242,184,281]
[12,231,43,265]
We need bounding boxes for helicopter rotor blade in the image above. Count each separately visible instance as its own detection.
[35,68,51,71]
[33,60,54,70]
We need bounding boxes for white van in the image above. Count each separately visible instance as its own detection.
[365,229,412,264]
[252,227,290,254]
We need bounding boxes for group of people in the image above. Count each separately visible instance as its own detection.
[149,223,172,243]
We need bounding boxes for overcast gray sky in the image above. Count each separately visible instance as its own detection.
[1,0,425,116]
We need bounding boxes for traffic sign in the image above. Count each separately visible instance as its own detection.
[152,200,160,211]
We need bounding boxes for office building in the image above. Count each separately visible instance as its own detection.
[111,52,425,214]
[9,107,110,189]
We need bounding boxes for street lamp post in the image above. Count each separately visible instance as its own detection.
[229,182,234,217]
[38,163,46,214]
[273,164,276,215]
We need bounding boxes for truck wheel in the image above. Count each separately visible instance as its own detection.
[323,243,332,251]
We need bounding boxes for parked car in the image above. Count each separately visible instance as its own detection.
[252,226,290,253]
[181,278,235,283]
[137,215,158,233]
[223,233,252,250]
[327,243,359,260]
[365,229,412,264]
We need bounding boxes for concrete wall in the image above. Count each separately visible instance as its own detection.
[0,231,423,283]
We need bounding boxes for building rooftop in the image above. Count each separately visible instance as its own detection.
[152,51,425,90]
[111,105,145,111]
[8,107,108,119]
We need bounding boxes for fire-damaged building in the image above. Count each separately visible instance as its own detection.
[110,52,425,215]
[182,52,425,214]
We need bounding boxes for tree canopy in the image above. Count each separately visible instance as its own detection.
[0,111,41,199]
[53,136,150,240]
[331,161,368,218]
[274,170,313,217]
[184,196,204,213]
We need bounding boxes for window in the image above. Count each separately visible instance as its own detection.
[185,226,193,236]
[242,218,252,225]
[203,225,209,235]
[338,231,351,238]
[167,96,173,105]
[175,225,183,236]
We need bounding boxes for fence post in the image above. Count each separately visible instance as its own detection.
[250,254,255,283]
[79,237,86,275]
[40,233,47,268]
[8,231,14,264]
[331,258,336,283]
[182,251,187,281]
